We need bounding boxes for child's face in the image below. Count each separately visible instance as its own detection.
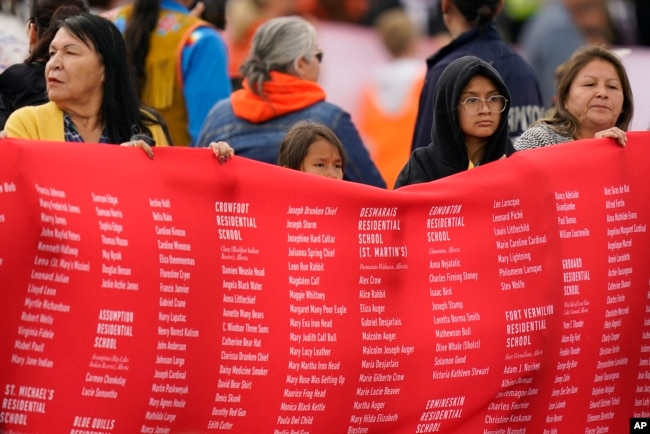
[457,75,503,143]
[300,138,344,180]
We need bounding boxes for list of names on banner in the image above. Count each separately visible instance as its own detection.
[350,206,412,432]
[282,204,345,432]
[75,191,131,433]
[493,196,549,431]
[2,137,650,434]
[602,184,649,420]
[7,183,80,427]
[140,196,196,433]
[212,201,265,431]
[578,183,629,428]
[424,203,485,431]
[545,187,589,430]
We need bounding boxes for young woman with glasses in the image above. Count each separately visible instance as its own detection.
[410,0,545,154]
[394,55,515,188]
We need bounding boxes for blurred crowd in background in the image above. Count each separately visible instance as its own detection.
[3,0,649,68]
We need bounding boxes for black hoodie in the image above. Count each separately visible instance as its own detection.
[394,56,515,188]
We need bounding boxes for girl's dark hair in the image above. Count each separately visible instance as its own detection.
[452,0,500,31]
[54,13,171,144]
[26,0,89,63]
[123,0,160,96]
[278,121,346,171]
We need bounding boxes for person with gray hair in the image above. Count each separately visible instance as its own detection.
[195,15,386,188]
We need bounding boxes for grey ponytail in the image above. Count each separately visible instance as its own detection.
[240,16,317,96]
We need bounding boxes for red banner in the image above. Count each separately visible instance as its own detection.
[0,134,649,434]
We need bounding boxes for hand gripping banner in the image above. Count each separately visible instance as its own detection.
[0,134,648,434]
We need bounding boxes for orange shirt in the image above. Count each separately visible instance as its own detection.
[358,73,424,189]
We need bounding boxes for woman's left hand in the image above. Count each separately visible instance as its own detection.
[120,139,154,159]
[209,141,235,164]
[594,127,627,147]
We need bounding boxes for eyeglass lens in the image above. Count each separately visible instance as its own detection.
[461,96,507,114]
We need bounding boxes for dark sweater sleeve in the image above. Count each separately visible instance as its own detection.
[410,66,442,152]
[332,110,387,188]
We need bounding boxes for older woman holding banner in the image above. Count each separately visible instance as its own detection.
[3,13,233,162]
[4,14,171,158]
[515,45,633,150]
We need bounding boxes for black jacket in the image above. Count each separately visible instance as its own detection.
[411,24,544,151]
[395,56,515,188]
[0,62,47,129]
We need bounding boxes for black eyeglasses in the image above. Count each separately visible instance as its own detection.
[314,50,323,63]
[459,95,508,115]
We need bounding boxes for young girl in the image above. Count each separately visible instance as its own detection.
[394,56,515,188]
[278,121,346,180]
